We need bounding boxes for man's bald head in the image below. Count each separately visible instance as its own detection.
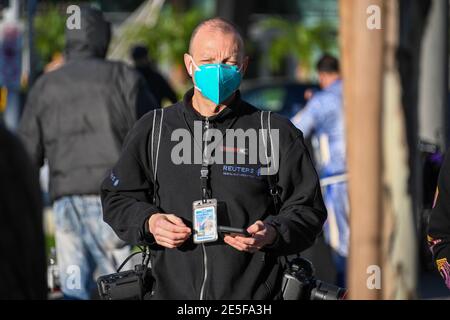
[189,18,245,59]
[184,17,249,103]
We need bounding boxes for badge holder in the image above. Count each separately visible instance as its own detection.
[193,198,218,244]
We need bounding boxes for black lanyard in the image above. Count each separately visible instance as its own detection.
[201,118,211,203]
[181,110,239,203]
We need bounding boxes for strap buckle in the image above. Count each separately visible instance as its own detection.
[200,168,209,179]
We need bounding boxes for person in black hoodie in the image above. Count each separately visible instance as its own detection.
[101,18,327,300]
[18,6,158,299]
[428,151,450,290]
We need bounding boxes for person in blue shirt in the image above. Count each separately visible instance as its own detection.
[291,55,348,286]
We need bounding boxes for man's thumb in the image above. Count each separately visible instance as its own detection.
[166,214,186,226]
[247,220,264,234]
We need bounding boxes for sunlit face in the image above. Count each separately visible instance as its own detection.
[318,72,339,89]
[184,27,248,84]
[318,72,327,89]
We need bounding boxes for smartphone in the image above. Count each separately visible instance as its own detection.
[218,226,251,237]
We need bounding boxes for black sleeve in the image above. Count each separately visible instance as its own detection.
[428,150,450,289]
[264,134,327,256]
[17,80,45,168]
[101,113,160,246]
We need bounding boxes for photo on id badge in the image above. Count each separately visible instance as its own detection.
[193,199,218,243]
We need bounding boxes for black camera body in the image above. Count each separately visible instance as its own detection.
[97,264,153,300]
[281,257,347,300]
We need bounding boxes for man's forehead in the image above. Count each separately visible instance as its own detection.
[190,28,242,56]
[196,42,240,59]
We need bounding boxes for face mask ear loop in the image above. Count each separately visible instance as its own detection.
[190,56,202,92]
[190,56,201,75]
[237,63,244,75]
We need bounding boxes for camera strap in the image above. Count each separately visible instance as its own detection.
[261,111,301,267]
[260,111,281,214]
[150,108,164,206]
[136,108,164,260]
[107,110,165,278]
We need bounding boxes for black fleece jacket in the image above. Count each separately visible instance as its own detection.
[101,90,327,300]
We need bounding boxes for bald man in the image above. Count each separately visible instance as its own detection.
[101,18,327,300]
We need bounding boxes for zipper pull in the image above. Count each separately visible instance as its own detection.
[202,118,210,164]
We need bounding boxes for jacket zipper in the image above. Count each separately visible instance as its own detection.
[199,243,208,300]
[202,117,210,159]
[200,117,210,300]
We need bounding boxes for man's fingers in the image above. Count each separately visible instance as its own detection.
[155,236,186,247]
[166,214,187,227]
[224,235,259,252]
[150,214,191,235]
[155,228,191,241]
[158,218,191,234]
[234,236,257,246]
[224,236,246,251]
[247,221,265,235]
[237,237,262,251]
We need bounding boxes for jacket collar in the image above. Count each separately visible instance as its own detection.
[181,88,243,127]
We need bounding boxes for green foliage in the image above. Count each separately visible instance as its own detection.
[259,17,338,77]
[34,6,66,65]
[45,234,55,257]
[124,5,208,67]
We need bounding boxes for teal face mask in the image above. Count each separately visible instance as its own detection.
[190,58,242,105]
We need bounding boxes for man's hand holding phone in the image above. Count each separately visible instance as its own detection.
[223,220,277,253]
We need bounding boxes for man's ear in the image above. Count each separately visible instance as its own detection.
[184,53,193,77]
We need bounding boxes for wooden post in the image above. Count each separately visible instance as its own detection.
[340,0,385,299]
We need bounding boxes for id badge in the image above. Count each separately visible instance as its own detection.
[193,199,218,244]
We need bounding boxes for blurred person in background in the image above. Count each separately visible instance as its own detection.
[131,45,178,107]
[290,55,348,287]
[0,123,46,299]
[428,151,450,290]
[18,6,158,300]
